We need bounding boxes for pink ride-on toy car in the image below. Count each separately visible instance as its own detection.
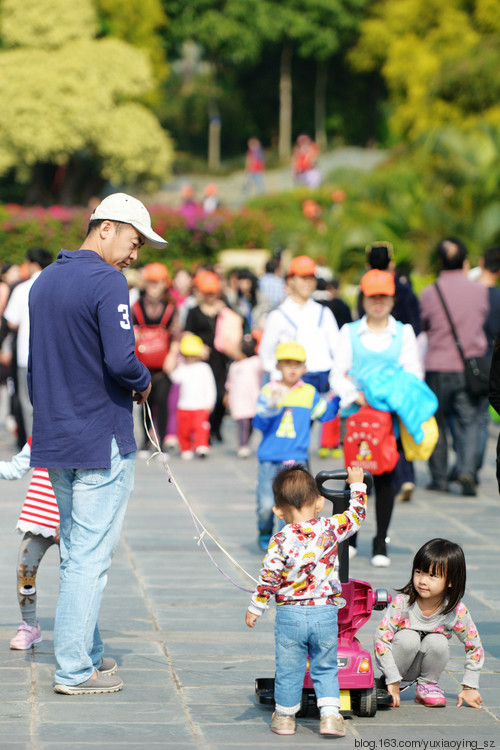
[255,468,392,718]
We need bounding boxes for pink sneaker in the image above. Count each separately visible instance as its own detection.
[415,682,446,707]
[10,621,43,650]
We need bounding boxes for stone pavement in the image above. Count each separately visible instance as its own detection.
[149,146,388,209]
[0,419,499,750]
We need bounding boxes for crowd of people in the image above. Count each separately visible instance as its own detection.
[0,193,494,718]
[2,236,500,538]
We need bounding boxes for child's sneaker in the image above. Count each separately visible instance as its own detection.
[271,712,295,735]
[319,713,346,736]
[415,682,446,707]
[258,532,271,551]
[195,445,209,458]
[163,435,179,452]
[10,621,42,650]
[237,446,251,458]
[181,450,194,460]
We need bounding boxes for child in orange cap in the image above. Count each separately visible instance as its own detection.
[258,255,339,393]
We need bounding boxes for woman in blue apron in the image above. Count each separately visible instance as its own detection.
[330,270,423,567]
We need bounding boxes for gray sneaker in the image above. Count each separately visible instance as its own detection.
[54,672,123,695]
[98,657,118,675]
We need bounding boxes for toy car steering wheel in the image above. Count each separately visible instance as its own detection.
[316,469,373,502]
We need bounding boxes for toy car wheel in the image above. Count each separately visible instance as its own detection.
[355,686,377,717]
[255,677,275,705]
[374,588,391,610]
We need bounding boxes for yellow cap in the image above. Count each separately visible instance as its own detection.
[275,341,306,362]
[180,334,204,357]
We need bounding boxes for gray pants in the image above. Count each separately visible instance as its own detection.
[392,629,449,684]
[17,532,59,626]
[17,367,33,437]
[426,371,486,485]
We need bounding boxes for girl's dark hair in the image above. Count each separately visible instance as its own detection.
[237,268,258,307]
[240,334,257,358]
[367,244,392,270]
[397,538,466,615]
[272,464,318,510]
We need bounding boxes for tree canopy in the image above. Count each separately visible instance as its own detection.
[93,0,169,92]
[0,0,173,203]
[349,0,500,140]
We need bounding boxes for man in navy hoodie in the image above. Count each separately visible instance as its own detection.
[28,193,167,694]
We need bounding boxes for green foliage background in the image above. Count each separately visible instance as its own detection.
[0,0,173,204]
[0,0,499,278]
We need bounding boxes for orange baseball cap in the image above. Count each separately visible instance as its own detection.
[360,269,395,297]
[143,263,170,283]
[193,270,221,294]
[287,255,317,277]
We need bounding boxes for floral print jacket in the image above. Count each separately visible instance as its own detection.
[374,593,484,688]
[248,483,367,617]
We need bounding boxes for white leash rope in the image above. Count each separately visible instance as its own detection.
[142,402,258,592]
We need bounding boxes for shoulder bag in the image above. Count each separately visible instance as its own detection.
[434,283,490,398]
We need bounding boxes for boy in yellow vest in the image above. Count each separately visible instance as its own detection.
[253,342,339,549]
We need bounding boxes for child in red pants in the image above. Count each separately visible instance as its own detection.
[169,334,217,459]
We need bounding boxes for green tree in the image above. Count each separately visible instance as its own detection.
[165,0,264,170]
[349,0,500,140]
[165,0,368,163]
[93,0,169,105]
[246,0,366,160]
[0,0,173,204]
[294,0,367,151]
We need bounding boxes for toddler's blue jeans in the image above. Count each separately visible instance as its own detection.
[274,604,340,714]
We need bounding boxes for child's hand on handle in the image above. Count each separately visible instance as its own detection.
[346,466,364,485]
[245,611,258,629]
[387,682,401,707]
[457,687,482,709]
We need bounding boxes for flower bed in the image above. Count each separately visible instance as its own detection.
[0,203,274,268]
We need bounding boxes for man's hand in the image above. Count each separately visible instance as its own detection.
[245,611,258,628]
[133,382,152,405]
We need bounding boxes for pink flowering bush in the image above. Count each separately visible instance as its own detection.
[0,203,274,267]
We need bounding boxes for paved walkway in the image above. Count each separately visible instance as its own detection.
[150,147,388,208]
[0,418,498,749]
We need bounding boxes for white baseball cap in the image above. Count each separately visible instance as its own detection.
[90,193,168,249]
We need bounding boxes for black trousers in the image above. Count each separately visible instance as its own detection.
[349,470,395,548]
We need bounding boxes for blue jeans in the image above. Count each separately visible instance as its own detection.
[256,462,282,535]
[48,438,135,685]
[274,605,340,713]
